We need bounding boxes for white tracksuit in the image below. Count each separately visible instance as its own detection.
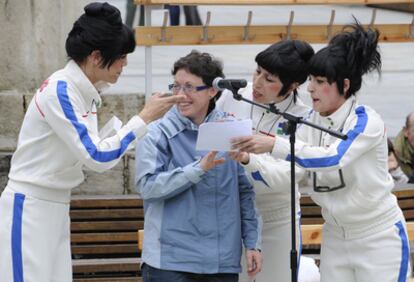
[271,96,411,282]
[217,84,315,282]
[0,60,147,282]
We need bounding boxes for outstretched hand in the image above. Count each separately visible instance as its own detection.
[231,135,275,155]
[200,151,226,172]
[138,93,186,124]
[228,151,250,164]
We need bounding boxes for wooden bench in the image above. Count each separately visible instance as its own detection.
[70,195,144,282]
[69,187,414,280]
[137,187,414,277]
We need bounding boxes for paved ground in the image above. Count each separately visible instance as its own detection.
[89,0,414,137]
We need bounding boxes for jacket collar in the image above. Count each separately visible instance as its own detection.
[318,96,357,131]
[273,93,295,111]
[63,60,107,108]
[160,106,227,138]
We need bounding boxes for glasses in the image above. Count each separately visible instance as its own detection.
[168,83,210,94]
[313,169,346,192]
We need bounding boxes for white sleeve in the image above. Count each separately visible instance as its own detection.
[271,106,384,172]
[40,81,147,172]
[242,153,305,191]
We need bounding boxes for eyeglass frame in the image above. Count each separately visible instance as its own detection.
[168,83,210,94]
[313,169,346,193]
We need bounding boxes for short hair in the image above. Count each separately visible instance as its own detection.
[172,50,225,114]
[405,112,414,128]
[65,2,135,68]
[255,40,314,99]
[308,20,381,98]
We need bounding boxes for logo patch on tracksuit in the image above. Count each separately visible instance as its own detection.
[277,122,288,136]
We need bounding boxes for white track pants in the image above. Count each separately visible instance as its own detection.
[0,187,72,282]
[320,220,411,282]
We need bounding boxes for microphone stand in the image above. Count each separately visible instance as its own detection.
[230,88,347,282]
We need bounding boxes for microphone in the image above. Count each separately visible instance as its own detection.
[212,77,247,91]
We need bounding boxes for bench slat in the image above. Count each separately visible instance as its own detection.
[300,206,321,216]
[301,225,323,245]
[393,188,414,199]
[72,232,138,243]
[71,198,142,209]
[300,197,317,205]
[300,218,325,225]
[73,258,140,273]
[74,278,141,282]
[398,199,414,209]
[71,221,144,232]
[72,244,139,255]
[71,209,144,220]
[403,210,414,221]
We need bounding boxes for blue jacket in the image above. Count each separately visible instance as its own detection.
[135,107,261,274]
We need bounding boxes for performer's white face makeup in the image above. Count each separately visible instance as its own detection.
[307,75,348,117]
[81,51,128,85]
[252,65,289,105]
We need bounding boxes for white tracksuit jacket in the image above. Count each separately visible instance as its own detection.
[272,96,401,229]
[217,84,313,282]
[7,60,147,202]
[0,60,147,282]
[218,84,310,218]
[271,96,410,281]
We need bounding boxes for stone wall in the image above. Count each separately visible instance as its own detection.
[0,90,145,195]
[0,90,26,151]
[0,0,82,91]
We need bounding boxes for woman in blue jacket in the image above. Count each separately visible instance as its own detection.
[135,50,262,282]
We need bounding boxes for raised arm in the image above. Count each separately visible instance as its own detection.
[135,125,225,202]
[273,106,385,171]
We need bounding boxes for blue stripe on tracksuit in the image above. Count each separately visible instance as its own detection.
[396,221,410,282]
[56,81,135,162]
[287,106,368,168]
[251,170,270,187]
[12,193,25,282]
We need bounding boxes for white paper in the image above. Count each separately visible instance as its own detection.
[196,119,252,151]
[99,116,123,139]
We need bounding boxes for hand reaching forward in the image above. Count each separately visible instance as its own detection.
[200,151,226,172]
[138,93,186,124]
[228,151,250,165]
[231,135,275,155]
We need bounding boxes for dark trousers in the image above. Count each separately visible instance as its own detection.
[142,263,238,282]
[125,0,145,27]
[126,2,202,27]
[165,5,202,26]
